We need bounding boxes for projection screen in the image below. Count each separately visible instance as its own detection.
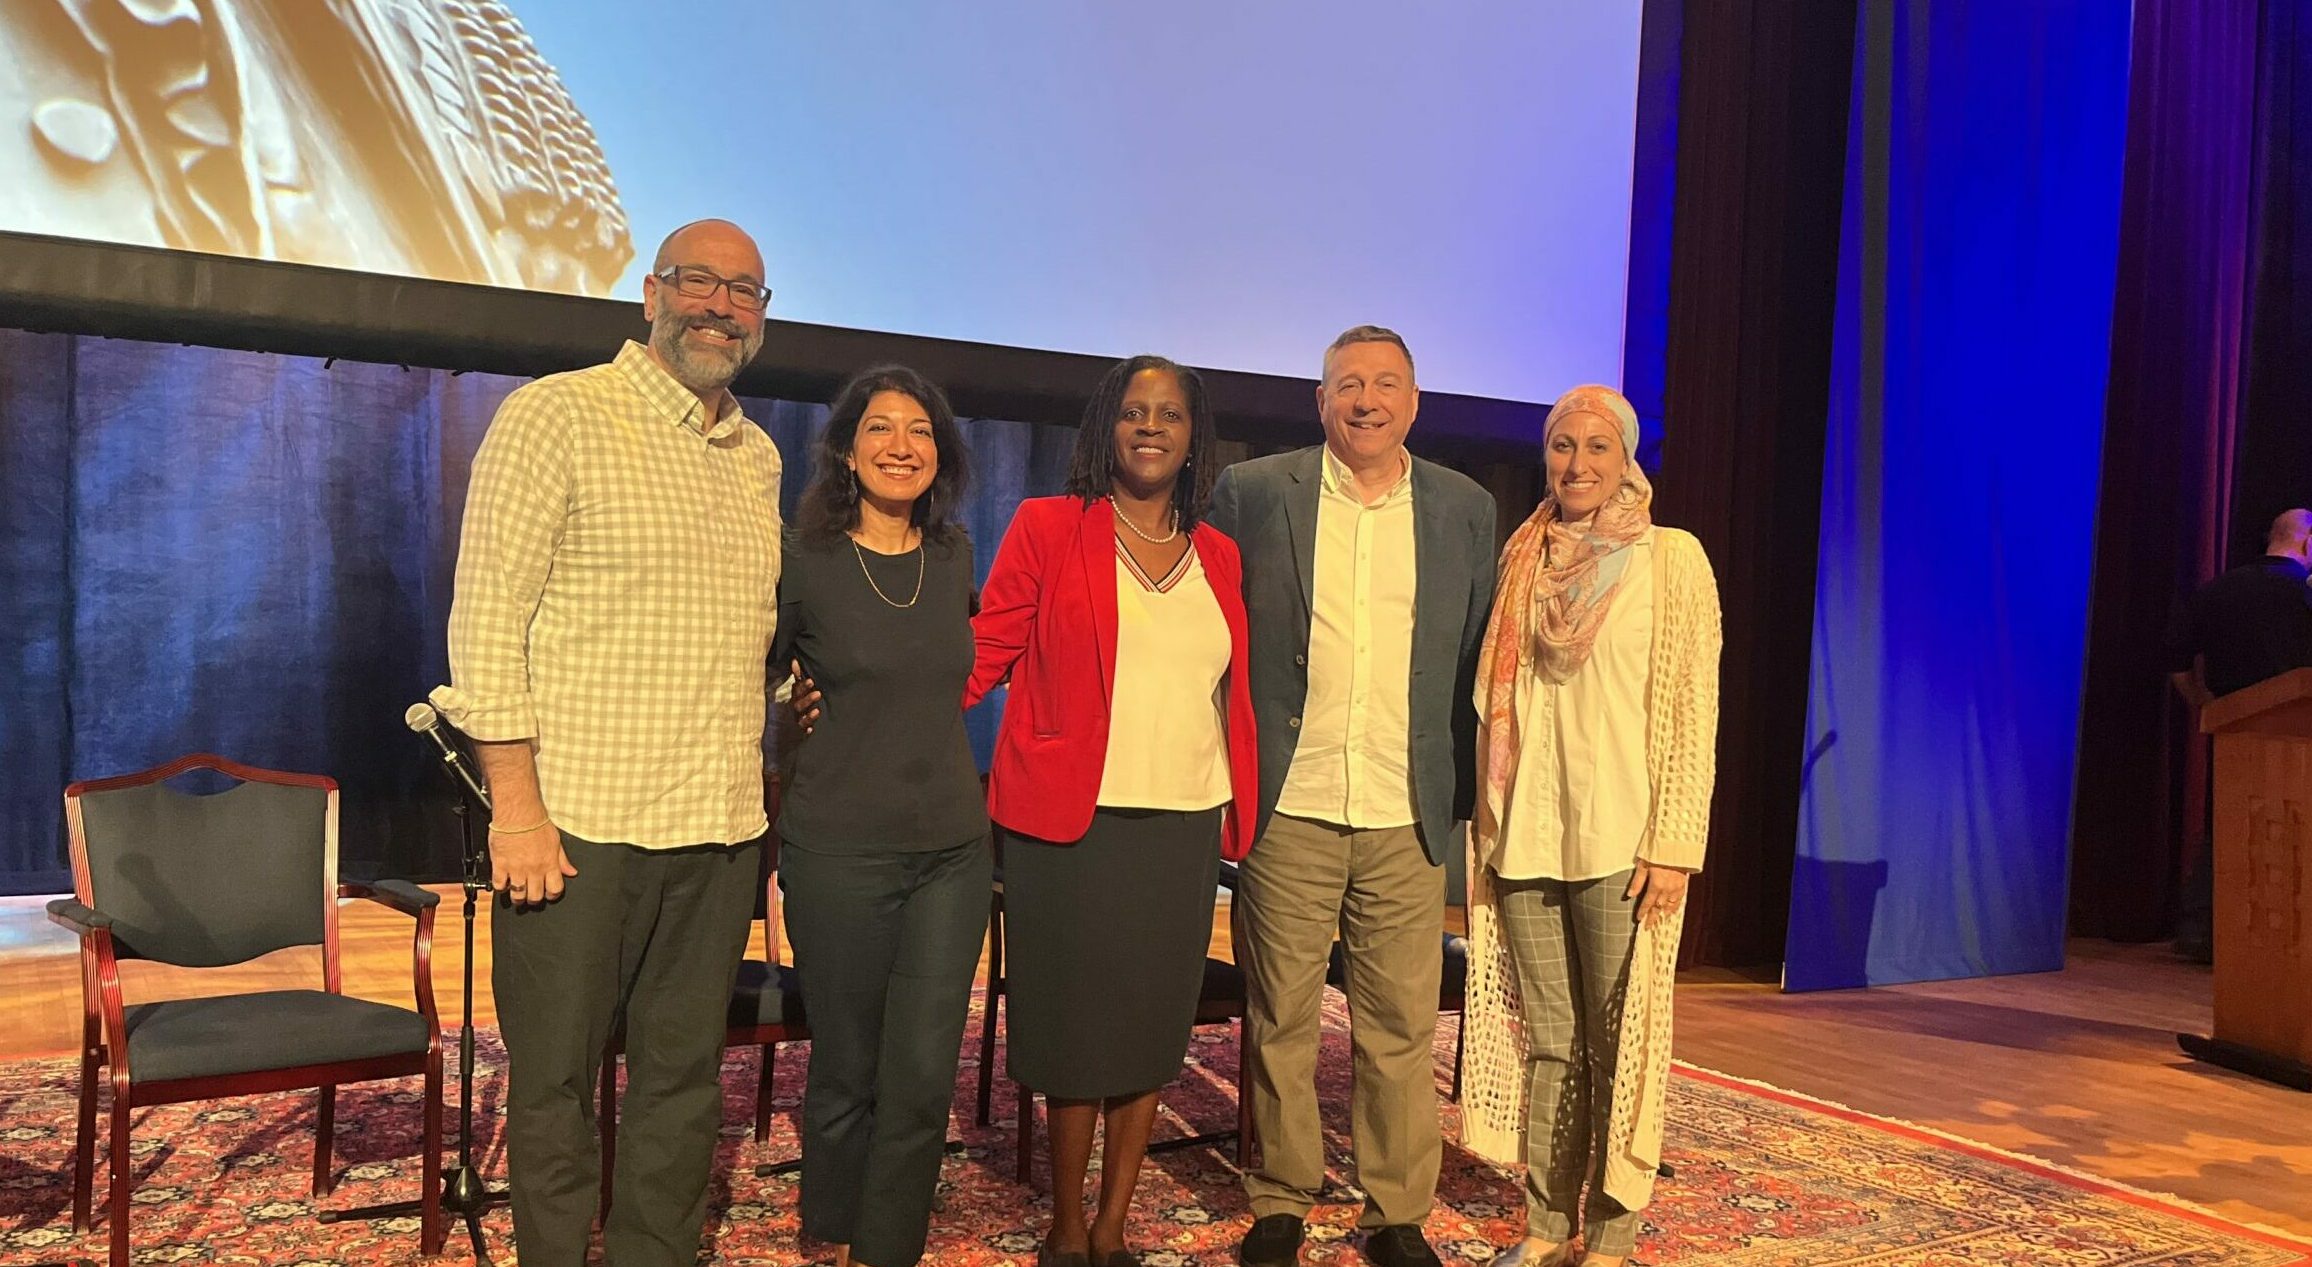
[0,1,1645,405]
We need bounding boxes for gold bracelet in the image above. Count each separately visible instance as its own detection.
[488,816,552,835]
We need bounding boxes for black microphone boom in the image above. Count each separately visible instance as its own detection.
[327,699,507,1255]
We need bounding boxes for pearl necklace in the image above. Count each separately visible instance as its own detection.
[1109,495,1180,544]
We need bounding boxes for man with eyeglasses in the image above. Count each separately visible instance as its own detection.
[432,218,781,1264]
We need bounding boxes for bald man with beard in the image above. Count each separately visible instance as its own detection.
[431,220,781,1264]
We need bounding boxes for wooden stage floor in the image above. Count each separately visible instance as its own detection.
[2,891,2304,1238]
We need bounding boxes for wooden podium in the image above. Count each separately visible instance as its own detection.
[2180,667,2312,1089]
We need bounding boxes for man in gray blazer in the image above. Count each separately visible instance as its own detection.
[1208,326,1497,1267]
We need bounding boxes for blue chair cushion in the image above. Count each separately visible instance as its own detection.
[729,959,806,1030]
[122,989,429,1084]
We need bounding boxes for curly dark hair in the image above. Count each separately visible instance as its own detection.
[795,365,970,548]
[1061,355,1217,531]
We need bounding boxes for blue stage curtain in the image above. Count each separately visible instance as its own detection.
[1617,0,1683,476]
[0,335,1076,893]
[0,331,75,895]
[1785,0,2133,990]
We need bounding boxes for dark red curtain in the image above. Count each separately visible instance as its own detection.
[2070,0,2272,942]
[2232,1,2312,561]
[1651,0,1857,969]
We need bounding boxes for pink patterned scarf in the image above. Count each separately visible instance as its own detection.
[1473,385,1653,858]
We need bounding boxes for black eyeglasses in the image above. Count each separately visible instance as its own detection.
[653,266,771,312]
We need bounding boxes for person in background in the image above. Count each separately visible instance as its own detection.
[772,365,989,1267]
[967,354,1261,1267]
[2168,508,2312,708]
[2164,506,2312,961]
[431,218,780,1265]
[1459,385,1721,1267]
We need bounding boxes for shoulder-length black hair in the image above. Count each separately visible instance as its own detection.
[796,365,970,548]
[1061,354,1218,531]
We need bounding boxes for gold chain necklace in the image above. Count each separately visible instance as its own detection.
[1109,495,1180,543]
[850,535,925,608]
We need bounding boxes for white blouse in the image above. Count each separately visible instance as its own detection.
[1490,534,1656,881]
[1098,548,1233,810]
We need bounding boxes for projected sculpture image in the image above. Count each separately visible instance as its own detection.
[1,0,632,295]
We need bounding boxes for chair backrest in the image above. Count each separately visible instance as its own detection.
[758,834,782,947]
[760,775,784,963]
[66,755,337,968]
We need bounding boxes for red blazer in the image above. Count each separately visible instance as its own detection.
[966,496,1260,860]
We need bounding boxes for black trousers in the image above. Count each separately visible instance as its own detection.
[780,836,992,1267]
[492,834,760,1267]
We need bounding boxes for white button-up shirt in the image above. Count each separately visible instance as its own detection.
[1276,446,1419,829]
[1492,536,1657,880]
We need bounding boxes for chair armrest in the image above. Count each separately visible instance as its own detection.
[342,881,443,1025]
[46,897,113,935]
[1217,860,1242,892]
[48,898,129,1040]
[340,879,442,915]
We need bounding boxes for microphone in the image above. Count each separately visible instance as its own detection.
[407,701,492,810]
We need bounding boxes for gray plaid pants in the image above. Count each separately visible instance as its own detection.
[1496,869,1641,1256]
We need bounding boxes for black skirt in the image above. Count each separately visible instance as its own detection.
[1001,806,1223,1099]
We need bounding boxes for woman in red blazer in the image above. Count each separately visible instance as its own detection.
[968,354,1258,1267]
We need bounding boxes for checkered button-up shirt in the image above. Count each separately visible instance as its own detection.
[432,341,783,848]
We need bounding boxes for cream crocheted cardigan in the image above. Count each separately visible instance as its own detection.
[1459,526,1722,1211]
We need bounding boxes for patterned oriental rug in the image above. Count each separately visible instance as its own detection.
[0,996,2303,1266]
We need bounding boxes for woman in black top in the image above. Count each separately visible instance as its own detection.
[772,365,989,1267]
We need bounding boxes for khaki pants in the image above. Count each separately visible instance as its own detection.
[1239,814,1445,1227]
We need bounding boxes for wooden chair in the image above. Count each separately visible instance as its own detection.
[48,754,445,1267]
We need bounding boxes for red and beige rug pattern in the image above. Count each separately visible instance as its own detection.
[0,999,2303,1265]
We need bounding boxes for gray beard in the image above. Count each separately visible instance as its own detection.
[650,310,762,394]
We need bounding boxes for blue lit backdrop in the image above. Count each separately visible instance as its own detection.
[1785,0,2134,990]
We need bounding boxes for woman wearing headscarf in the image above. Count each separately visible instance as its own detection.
[1458,385,1722,1267]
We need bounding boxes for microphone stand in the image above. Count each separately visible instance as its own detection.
[323,716,508,1260]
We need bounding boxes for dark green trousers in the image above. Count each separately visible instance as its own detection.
[492,834,760,1266]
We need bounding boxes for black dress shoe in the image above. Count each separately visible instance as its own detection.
[1239,1213,1307,1266]
[1364,1224,1443,1267]
[1037,1243,1093,1267]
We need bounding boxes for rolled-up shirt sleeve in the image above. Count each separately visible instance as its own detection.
[433,384,574,741]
